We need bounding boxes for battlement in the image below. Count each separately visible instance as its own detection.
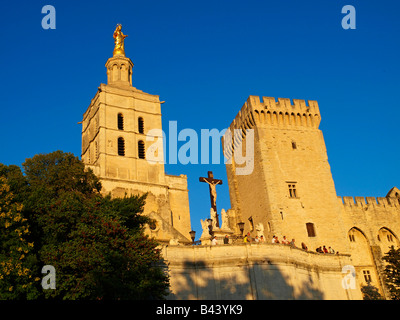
[339,196,400,208]
[227,95,321,134]
[258,96,319,114]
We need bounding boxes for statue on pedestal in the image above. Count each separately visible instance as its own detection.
[199,171,222,228]
[200,219,209,237]
[220,209,231,230]
[113,24,128,56]
[210,208,218,230]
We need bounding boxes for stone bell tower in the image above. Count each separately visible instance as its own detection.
[81,25,192,243]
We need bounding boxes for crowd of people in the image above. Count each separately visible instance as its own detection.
[315,245,337,254]
[210,233,338,254]
[271,235,296,247]
[270,235,338,254]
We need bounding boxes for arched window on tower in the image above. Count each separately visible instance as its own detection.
[138,140,145,159]
[287,182,298,198]
[118,113,124,130]
[118,137,125,156]
[138,117,144,134]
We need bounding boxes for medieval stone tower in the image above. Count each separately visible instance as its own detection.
[222,95,400,298]
[81,27,191,243]
[223,96,349,253]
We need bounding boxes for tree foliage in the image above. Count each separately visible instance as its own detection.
[0,151,169,299]
[0,177,39,299]
[382,245,400,300]
[361,282,383,300]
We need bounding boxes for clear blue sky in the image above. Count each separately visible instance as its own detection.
[1,0,399,238]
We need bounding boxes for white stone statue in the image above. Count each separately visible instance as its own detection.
[200,219,209,239]
[210,208,218,229]
[255,222,264,238]
[220,208,231,230]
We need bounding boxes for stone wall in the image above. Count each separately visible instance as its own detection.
[338,195,400,297]
[162,243,362,300]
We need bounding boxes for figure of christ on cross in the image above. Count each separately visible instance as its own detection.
[199,171,223,228]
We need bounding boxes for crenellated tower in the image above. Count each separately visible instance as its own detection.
[223,95,400,298]
[223,96,349,253]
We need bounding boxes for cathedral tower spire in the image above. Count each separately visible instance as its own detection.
[106,24,133,86]
[81,25,192,243]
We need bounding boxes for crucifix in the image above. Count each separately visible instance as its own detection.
[199,171,223,228]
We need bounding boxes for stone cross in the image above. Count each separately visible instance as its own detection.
[199,171,222,228]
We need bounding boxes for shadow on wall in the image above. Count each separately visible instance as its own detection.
[164,259,324,300]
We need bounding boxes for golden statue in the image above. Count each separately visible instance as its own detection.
[113,24,128,56]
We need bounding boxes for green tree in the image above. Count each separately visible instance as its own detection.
[361,281,383,300]
[38,193,169,299]
[0,151,169,299]
[0,177,39,299]
[382,245,400,300]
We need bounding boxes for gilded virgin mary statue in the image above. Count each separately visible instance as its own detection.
[113,24,128,56]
